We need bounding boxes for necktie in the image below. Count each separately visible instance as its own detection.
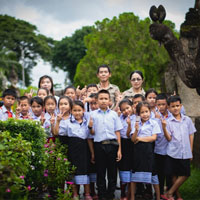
[6,111,13,118]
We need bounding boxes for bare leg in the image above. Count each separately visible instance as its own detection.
[72,184,78,197]
[130,182,136,200]
[166,176,188,197]
[153,184,160,200]
[84,184,91,195]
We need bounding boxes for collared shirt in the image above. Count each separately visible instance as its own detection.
[131,118,161,137]
[43,112,56,138]
[0,105,15,121]
[166,114,196,159]
[31,114,41,121]
[59,114,89,139]
[97,82,120,109]
[120,114,136,139]
[122,87,145,99]
[90,108,123,142]
[154,111,172,155]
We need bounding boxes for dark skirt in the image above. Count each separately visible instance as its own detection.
[132,142,155,173]
[118,138,132,171]
[131,142,158,184]
[68,137,90,175]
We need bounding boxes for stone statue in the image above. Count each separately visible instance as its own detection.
[149,1,200,95]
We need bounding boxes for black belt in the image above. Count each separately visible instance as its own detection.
[101,139,119,146]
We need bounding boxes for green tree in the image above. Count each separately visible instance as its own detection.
[74,13,176,91]
[0,15,54,86]
[52,26,93,82]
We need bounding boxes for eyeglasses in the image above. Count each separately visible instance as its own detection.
[131,78,142,82]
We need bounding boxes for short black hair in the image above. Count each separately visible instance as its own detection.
[30,96,43,107]
[97,89,110,98]
[156,93,168,101]
[87,84,98,90]
[133,94,145,101]
[167,95,182,106]
[19,96,30,104]
[97,64,111,74]
[37,88,49,96]
[2,89,17,99]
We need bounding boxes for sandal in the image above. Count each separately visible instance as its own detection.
[73,195,79,200]
[85,194,93,200]
[161,194,174,200]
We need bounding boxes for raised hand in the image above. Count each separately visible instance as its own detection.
[50,113,55,125]
[40,112,45,125]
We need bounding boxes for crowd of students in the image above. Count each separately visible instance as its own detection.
[0,64,196,200]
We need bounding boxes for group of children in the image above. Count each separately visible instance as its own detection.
[0,66,196,200]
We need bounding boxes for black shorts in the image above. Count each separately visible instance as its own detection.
[165,156,190,177]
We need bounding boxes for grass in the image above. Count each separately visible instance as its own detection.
[179,166,200,200]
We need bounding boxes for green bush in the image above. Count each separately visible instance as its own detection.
[0,119,74,199]
[0,119,47,189]
[0,131,32,199]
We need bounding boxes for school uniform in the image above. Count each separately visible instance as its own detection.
[154,111,172,194]
[130,118,161,184]
[90,108,123,199]
[31,114,41,121]
[165,114,196,177]
[0,105,15,121]
[59,114,90,185]
[118,114,136,183]
[18,113,30,120]
[43,112,56,142]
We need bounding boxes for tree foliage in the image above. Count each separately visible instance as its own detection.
[0,15,54,86]
[74,13,176,91]
[52,26,93,82]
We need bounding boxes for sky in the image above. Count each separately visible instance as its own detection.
[0,0,194,88]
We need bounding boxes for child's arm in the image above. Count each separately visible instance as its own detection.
[54,113,63,136]
[87,139,95,164]
[115,130,122,162]
[189,134,194,159]
[135,134,157,143]
[126,115,131,137]
[50,113,56,135]
[162,119,172,141]
[88,117,95,135]
[131,122,139,142]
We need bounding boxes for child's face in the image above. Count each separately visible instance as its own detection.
[97,93,110,110]
[169,101,182,117]
[87,87,98,97]
[40,78,52,91]
[120,103,133,117]
[139,105,151,122]
[72,105,84,121]
[3,95,15,109]
[133,97,143,110]
[59,98,71,114]
[156,99,168,115]
[89,98,99,111]
[45,99,56,114]
[64,89,76,101]
[20,99,30,116]
[31,101,43,117]
[37,89,48,100]
[97,67,111,82]
[146,92,157,108]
